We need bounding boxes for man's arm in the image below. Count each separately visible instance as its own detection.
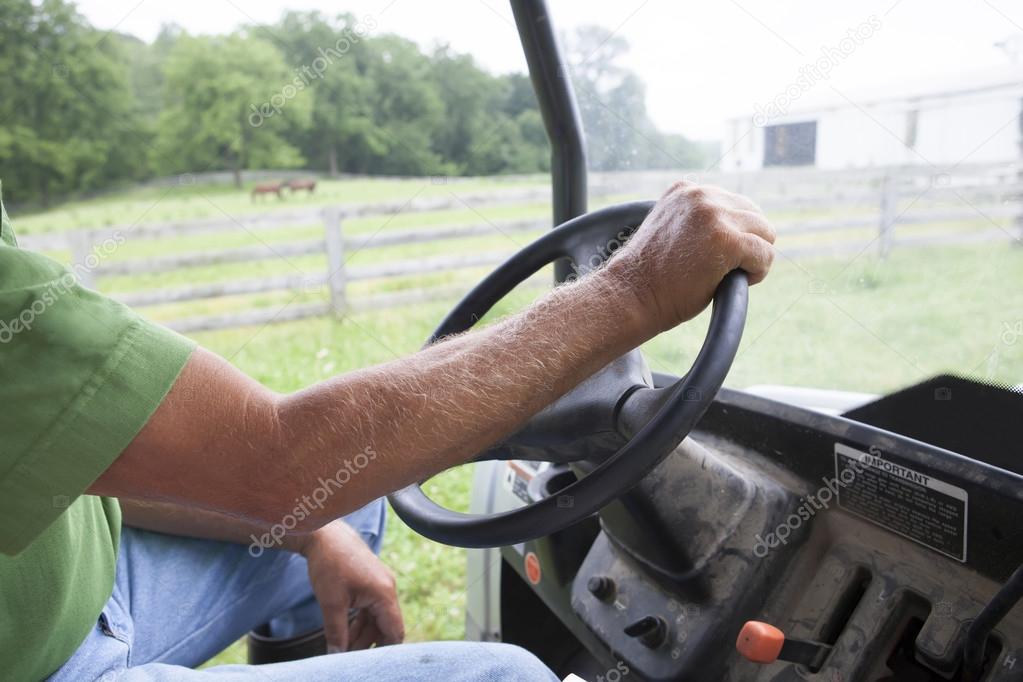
[90,182,775,532]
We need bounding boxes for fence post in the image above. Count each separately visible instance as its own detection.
[68,229,97,289]
[878,173,898,259]
[323,207,347,316]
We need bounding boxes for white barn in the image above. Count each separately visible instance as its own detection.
[720,65,1023,172]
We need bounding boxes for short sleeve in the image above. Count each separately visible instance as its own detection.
[0,245,195,554]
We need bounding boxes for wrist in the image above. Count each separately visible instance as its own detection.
[290,520,354,557]
[281,523,337,556]
[592,261,661,344]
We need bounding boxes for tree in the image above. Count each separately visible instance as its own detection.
[120,24,183,122]
[564,25,707,171]
[0,7,707,204]
[427,48,548,175]
[271,12,386,177]
[359,35,451,175]
[153,33,310,187]
[429,46,502,173]
[270,14,550,177]
[0,0,150,204]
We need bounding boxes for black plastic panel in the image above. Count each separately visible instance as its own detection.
[844,375,1023,476]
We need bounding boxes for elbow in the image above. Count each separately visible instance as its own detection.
[246,392,344,537]
[234,391,329,539]
[249,388,381,541]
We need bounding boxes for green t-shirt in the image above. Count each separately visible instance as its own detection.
[0,187,195,680]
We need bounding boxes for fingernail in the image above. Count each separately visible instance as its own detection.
[327,645,343,654]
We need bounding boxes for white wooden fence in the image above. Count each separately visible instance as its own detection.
[18,164,1023,333]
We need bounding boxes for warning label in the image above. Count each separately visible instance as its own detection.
[835,443,968,562]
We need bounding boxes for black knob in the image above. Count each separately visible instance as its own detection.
[624,616,668,649]
[586,575,615,601]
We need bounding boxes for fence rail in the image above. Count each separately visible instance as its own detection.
[18,163,1023,333]
[20,188,554,251]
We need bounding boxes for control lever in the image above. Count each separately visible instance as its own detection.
[736,621,832,670]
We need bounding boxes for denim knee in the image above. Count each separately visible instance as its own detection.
[473,642,559,681]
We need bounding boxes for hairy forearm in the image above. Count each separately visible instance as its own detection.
[95,267,651,530]
[270,269,648,527]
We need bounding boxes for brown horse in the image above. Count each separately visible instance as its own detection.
[251,181,285,201]
[288,178,317,195]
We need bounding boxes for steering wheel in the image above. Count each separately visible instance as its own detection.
[388,201,748,548]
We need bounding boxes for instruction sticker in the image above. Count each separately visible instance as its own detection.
[835,443,968,562]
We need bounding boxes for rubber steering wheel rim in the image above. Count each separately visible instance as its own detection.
[388,201,748,548]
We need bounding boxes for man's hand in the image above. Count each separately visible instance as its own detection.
[298,520,405,652]
[117,500,404,651]
[605,180,776,334]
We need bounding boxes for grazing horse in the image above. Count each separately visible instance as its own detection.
[288,178,317,195]
[251,181,285,201]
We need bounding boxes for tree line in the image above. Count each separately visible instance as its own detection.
[0,0,711,205]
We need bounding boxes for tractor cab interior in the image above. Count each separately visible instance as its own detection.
[386,2,1023,681]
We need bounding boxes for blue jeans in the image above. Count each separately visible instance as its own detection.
[51,499,557,681]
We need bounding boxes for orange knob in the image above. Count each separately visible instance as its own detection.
[736,620,786,663]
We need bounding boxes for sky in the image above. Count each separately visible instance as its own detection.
[74,0,1023,141]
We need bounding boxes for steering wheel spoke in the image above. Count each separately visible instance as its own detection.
[474,350,651,464]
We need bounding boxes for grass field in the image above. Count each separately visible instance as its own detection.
[12,175,1023,666]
